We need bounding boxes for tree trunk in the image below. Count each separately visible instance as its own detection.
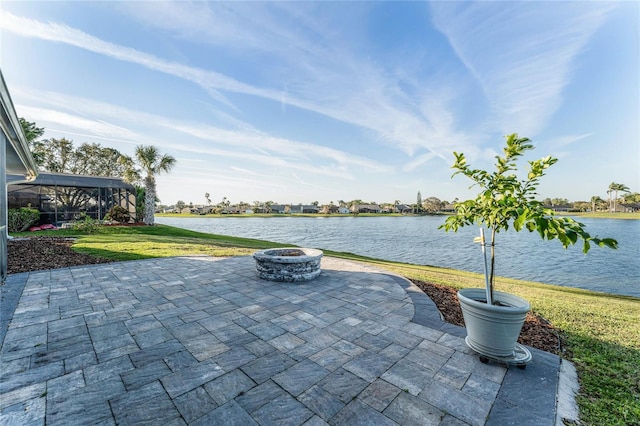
[144,175,156,225]
[489,227,496,304]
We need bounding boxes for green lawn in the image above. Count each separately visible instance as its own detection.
[12,224,640,424]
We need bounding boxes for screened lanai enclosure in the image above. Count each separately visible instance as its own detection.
[8,172,136,226]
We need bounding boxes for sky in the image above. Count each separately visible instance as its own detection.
[1,1,638,207]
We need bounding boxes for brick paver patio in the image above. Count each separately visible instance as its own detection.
[0,256,560,425]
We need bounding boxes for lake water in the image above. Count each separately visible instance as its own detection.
[155,216,640,297]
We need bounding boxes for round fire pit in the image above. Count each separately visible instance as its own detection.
[253,248,323,282]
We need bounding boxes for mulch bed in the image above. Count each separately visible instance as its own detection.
[410,279,562,354]
[6,236,562,354]
[7,236,113,274]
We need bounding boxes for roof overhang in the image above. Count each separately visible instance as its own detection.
[1,70,38,179]
[7,172,135,192]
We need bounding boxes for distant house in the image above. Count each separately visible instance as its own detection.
[338,207,350,214]
[179,207,199,214]
[320,205,339,214]
[270,204,288,214]
[544,204,572,212]
[221,207,241,214]
[353,204,381,213]
[441,204,456,212]
[620,203,640,213]
[395,204,413,213]
[290,204,319,214]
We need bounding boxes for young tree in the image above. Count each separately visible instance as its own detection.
[134,145,176,225]
[441,133,617,303]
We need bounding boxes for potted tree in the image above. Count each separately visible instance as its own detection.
[440,133,617,360]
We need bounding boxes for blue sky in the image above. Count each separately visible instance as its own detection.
[1,1,638,206]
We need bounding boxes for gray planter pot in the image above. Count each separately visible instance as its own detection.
[458,288,530,358]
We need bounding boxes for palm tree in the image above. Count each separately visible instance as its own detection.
[590,195,603,213]
[135,145,176,225]
[608,182,630,213]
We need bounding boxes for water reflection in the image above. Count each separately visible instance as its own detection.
[156,216,639,297]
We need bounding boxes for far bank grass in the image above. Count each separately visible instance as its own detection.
[157,211,639,220]
[156,212,411,218]
[557,211,639,220]
[12,225,640,424]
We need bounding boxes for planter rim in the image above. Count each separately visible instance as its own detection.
[457,288,530,313]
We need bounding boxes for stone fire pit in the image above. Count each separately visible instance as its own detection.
[253,248,323,282]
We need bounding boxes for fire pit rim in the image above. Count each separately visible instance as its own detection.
[253,247,323,263]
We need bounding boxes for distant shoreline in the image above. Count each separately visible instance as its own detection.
[156,212,640,220]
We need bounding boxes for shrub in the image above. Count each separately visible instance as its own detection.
[71,213,100,234]
[104,206,130,223]
[8,208,40,232]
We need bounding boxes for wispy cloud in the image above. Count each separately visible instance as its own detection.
[16,105,140,144]
[430,2,615,136]
[0,7,474,162]
[543,133,593,148]
[117,2,486,158]
[14,89,391,179]
[404,153,438,172]
[0,10,275,104]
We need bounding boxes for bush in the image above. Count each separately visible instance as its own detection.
[8,208,40,232]
[71,213,100,234]
[104,206,130,223]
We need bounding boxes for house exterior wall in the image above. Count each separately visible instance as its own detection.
[1,131,7,281]
[1,71,38,282]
